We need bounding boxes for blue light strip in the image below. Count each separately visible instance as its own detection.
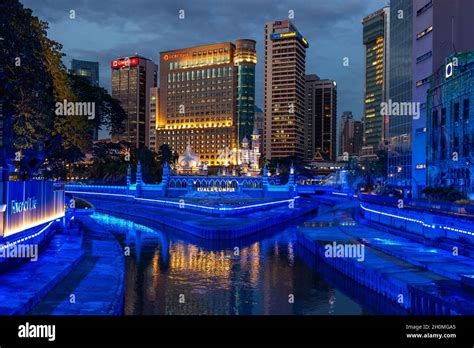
[360,203,474,236]
[0,220,55,250]
[66,190,300,212]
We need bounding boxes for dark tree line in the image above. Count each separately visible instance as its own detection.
[0,0,126,180]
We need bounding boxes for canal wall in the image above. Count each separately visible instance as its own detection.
[358,201,474,248]
[30,216,125,315]
[75,195,318,240]
[295,225,474,315]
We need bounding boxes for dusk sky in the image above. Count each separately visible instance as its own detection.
[21,0,388,121]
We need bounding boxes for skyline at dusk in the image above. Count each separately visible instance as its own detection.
[22,0,387,119]
[3,1,474,345]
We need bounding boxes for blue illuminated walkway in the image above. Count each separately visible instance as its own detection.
[0,233,85,314]
[30,216,124,315]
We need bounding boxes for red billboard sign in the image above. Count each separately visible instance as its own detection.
[111,57,139,69]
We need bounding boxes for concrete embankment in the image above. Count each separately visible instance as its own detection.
[30,216,125,315]
[73,195,318,240]
[0,231,85,315]
[296,198,474,315]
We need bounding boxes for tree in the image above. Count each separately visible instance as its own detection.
[68,74,126,135]
[0,0,89,179]
[157,144,174,165]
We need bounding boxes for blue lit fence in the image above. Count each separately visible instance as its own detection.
[360,203,474,244]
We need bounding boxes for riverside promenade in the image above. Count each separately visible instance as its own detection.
[0,231,85,314]
[30,216,124,315]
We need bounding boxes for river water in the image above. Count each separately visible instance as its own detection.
[90,210,405,315]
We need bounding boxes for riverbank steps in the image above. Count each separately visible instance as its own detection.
[30,216,125,315]
[297,217,474,314]
[0,232,85,314]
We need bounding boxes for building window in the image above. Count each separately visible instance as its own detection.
[417,0,433,16]
[416,77,429,87]
[454,102,460,122]
[416,51,432,64]
[463,135,470,157]
[416,26,433,40]
[463,98,470,119]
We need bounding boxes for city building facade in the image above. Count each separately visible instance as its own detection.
[254,106,264,136]
[234,39,257,144]
[264,20,308,160]
[411,0,474,196]
[362,7,390,151]
[427,51,474,195]
[305,75,337,161]
[156,41,256,166]
[149,87,159,152]
[71,59,99,86]
[387,0,413,187]
[111,56,157,149]
[340,111,363,157]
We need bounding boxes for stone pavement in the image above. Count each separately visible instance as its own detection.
[30,216,124,315]
[0,232,85,315]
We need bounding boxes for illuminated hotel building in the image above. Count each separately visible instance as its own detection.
[264,20,308,160]
[149,87,159,152]
[111,56,157,149]
[362,7,390,151]
[157,41,257,165]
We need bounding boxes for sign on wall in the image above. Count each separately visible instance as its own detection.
[1,181,65,238]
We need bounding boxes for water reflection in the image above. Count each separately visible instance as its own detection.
[90,212,397,315]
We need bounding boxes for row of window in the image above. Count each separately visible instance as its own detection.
[432,99,470,126]
[168,68,233,82]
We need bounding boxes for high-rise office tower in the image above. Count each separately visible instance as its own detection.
[340,112,364,157]
[387,0,413,187]
[111,56,157,149]
[362,7,390,151]
[340,111,353,155]
[264,19,308,160]
[353,120,364,156]
[305,75,337,161]
[254,106,264,135]
[71,59,99,86]
[156,41,256,166]
[149,87,159,152]
[411,0,474,196]
[234,39,257,143]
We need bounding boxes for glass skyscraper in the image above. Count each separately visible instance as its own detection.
[234,40,257,144]
[362,7,390,151]
[71,59,99,86]
[387,0,413,187]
